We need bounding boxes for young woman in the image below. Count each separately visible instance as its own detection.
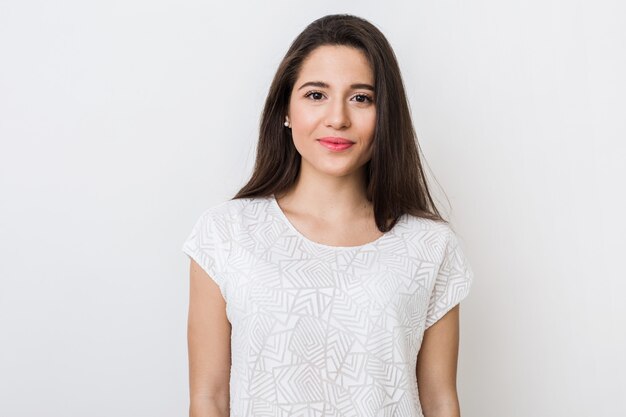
[183,14,473,417]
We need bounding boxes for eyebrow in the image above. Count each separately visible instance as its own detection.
[297,81,375,91]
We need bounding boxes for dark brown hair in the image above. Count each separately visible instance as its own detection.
[232,14,447,231]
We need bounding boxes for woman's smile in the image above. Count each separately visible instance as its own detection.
[317,136,356,152]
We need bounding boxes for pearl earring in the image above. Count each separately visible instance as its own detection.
[284,117,291,128]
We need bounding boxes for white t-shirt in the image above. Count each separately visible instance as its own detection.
[182,195,473,417]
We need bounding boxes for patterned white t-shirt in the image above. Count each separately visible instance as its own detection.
[182,195,473,417]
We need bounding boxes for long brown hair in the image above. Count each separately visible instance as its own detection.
[232,14,447,231]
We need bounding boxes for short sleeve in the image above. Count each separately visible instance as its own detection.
[424,228,474,329]
[181,210,226,297]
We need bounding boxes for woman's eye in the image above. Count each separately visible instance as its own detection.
[305,91,324,100]
[353,94,373,103]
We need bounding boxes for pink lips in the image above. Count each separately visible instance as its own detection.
[318,137,355,152]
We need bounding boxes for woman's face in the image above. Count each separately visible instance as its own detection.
[287,45,376,178]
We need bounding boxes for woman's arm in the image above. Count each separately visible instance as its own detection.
[416,304,462,417]
[187,259,231,417]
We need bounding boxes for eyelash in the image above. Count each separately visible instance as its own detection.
[304,90,374,103]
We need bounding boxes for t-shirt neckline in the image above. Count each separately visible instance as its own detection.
[269,193,399,251]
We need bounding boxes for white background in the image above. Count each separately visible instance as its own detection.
[1,0,625,416]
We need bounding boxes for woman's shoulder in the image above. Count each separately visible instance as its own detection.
[198,195,270,217]
[401,212,454,236]
[400,213,470,263]
[193,196,273,233]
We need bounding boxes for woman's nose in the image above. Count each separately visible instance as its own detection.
[324,100,351,129]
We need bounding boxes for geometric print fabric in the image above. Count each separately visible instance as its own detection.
[182,195,473,417]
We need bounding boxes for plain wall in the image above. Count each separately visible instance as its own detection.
[1,0,624,416]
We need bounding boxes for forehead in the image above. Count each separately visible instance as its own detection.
[296,45,373,84]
